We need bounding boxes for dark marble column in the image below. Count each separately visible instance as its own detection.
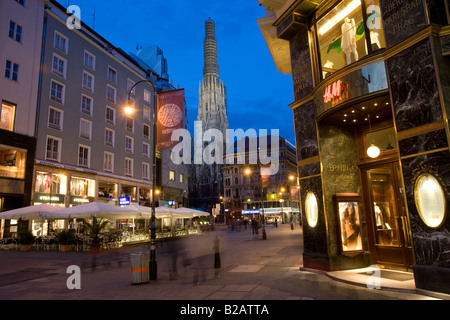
[387,37,450,294]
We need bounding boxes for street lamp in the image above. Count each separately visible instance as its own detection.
[244,166,267,240]
[126,79,158,280]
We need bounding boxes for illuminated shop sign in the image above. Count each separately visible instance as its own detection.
[119,197,131,205]
[323,79,349,103]
[242,209,260,214]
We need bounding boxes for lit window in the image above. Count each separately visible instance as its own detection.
[180,174,183,183]
[0,145,26,179]
[0,101,16,131]
[316,0,386,79]
[169,170,175,181]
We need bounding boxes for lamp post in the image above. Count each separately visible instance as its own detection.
[126,79,158,280]
[245,167,267,240]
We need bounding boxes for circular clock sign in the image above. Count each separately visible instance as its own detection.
[158,103,183,128]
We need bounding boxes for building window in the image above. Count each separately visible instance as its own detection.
[83,50,95,70]
[48,106,63,130]
[105,128,114,147]
[124,157,133,176]
[316,0,386,79]
[180,174,183,183]
[0,101,16,131]
[143,142,150,158]
[126,117,134,132]
[46,136,61,162]
[82,71,94,92]
[105,106,115,124]
[127,79,136,95]
[144,90,150,103]
[4,60,19,82]
[106,85,116,104]
[9,21,23,43]
[169,170,175,181]
[142,162,150,180]
[54,31,68,54]
[125,136,134,153]
[50,80,64,104]
[52,54,66,78]
[143,106,150,120]
[0,145,26,179]
[78,145,90,167]
[143,124,150,139]
[107,66,117,83]
[81,95,93,115]
[79,119,91,140]
[104,152,114,172]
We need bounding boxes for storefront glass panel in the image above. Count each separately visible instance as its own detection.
[0,145,26,179]
[70,176,95,205]
[34,171,67,205]
[368,167,399,246]
[317,0,386,79]
[121,185,137,202]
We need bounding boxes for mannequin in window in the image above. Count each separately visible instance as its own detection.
[341,17,358,65]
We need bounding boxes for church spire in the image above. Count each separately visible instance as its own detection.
[203,18,219,76]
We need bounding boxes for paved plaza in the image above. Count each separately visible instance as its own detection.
[0,223,447,314]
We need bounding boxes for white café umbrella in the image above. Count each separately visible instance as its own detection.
[175,207,210,217]
[41,201,142,220]
[0,204,60,220]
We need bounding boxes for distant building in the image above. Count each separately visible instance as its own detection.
[189,18,229,213]
[0,0,47,237]
[222,136,298,224]
[132,46,189,208]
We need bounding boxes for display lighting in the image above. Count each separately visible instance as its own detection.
[366,113,380,158]
[318,0,362,35]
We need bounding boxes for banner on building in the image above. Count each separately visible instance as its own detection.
[260,164,272,189]
[157,89,185,150]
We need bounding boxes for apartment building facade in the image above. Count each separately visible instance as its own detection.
[32,1,156,223]
[0,0,47,237]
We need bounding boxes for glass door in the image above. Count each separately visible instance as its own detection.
[362,162,413,269]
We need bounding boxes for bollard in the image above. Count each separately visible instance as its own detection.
[131,252,150,284]
[213,236,221,269]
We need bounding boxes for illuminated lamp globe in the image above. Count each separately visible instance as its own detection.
[367,144,381,158]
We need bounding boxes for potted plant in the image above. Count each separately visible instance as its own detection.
[81,217,109,253]
[17,230,35,251]
[57,229,75,252]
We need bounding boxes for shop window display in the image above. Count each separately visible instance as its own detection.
[70,177,95,198]
[34,171,67,205]
[0,145,26,179]
[317,0,385,78]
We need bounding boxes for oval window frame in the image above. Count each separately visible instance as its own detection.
[414,173,447,229]
[305,191,319,227]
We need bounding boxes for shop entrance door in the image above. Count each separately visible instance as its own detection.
[361,161,414,270]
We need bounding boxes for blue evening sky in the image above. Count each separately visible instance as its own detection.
[66,0,295,144]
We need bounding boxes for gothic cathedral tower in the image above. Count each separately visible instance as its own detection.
[189,18,228,214]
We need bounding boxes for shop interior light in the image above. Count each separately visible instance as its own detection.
[366,113,380,158]
[318,0,361,35]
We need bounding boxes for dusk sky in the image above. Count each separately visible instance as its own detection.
[66,0,296,145]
